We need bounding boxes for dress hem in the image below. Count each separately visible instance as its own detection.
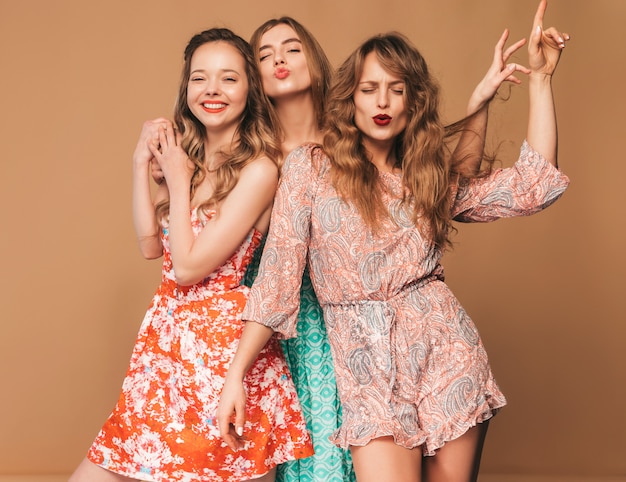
[88,451,313,482]
[329,401,505,456]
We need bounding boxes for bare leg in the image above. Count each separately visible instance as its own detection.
[422,420,489,482]
[69,457,139,482]
[243,467,276,482]
[350,436,422,482]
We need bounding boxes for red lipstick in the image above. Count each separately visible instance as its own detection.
[201,102,227,114]
[373,114,391,126]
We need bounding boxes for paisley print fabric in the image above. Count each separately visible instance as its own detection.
[87,210,313,481]
[244,251,356,481]
[243,141,569,455]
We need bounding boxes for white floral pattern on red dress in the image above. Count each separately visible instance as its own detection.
[88,209,314,481]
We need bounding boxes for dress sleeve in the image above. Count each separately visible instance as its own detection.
[241,144,318,338]
[451,140,570,223]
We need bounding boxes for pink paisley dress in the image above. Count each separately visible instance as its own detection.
[243,141,569,455]
[87,210,314,481]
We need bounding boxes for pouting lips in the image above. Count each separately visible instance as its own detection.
[275,68,290,79]
[373,114,391,126]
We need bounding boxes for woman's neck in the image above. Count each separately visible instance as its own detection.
[273,92,321,155]
[363,138,398,174]
[204,127,238,169]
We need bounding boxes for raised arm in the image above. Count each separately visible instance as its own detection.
[526,0,569,166]
[132,118,170,259]
[149,123,278,286]
[452,29,530,177]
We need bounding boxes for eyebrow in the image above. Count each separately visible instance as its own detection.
[190,68,241,75]
[259,37,302,52]
[358,80,405,86]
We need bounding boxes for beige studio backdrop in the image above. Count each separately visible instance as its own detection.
[1,0,624,480]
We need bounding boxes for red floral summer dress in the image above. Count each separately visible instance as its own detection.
[87,209,313,481]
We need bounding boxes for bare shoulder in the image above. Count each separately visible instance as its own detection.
[240,155,279,184]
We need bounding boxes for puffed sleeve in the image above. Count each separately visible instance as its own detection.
[451,140,570,223]
[241,144,319,338]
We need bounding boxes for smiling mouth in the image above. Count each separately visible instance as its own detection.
[373,114,391,126]
[202,102,227,113]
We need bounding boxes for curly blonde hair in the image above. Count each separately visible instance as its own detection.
[156,28,281,222]
[324,32,474,249]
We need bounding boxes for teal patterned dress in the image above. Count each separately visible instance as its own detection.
[245,243,356,482]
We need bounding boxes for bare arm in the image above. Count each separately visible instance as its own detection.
[149,123,278,285]
[132,118,171,259]
[216,321,275,450]
[453,29,530,177]
[525,0,569,166]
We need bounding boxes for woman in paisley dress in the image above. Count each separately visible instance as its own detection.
[218,1,569,481]
[245,17,354,482]
[69,28,313,482]
[243,17,531,482]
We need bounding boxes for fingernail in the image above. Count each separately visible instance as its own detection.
[236,427,243,437]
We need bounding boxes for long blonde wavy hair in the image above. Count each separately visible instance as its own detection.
[324,32,475,249]
[155,28,281,222]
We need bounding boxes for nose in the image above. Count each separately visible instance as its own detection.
[205,78,221,96]
[274,51,285,66]
[376,89,389,109]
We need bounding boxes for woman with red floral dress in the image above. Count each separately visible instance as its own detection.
[69,28,313,482]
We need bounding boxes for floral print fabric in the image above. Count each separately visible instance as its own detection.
[88,210,313,481]
[243,141,569,455]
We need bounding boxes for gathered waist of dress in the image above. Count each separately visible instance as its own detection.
[323,273,442,308]
[158,276,245,297]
